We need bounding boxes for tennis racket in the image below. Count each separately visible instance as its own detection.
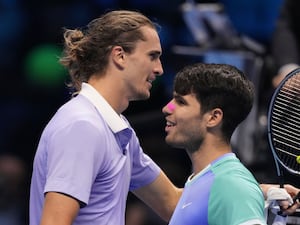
[267,67,300,204]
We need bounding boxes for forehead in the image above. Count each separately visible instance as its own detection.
[136,26,162,53]
[174,92,199,104]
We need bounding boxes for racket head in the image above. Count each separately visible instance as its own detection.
[267,67,300,176]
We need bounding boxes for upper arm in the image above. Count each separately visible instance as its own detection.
[46,121,104,204]
[132,171,182,222]
[40,192,80,225]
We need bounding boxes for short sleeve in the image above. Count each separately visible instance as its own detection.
[208,174,266,225]
[45,120,105,205]
[128,132,161,191]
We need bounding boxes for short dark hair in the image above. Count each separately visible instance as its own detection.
[174,63,254,141]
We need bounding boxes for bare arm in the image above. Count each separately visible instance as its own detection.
[40,192,80,225]
[260,183,300,199]
[132,171,182,222]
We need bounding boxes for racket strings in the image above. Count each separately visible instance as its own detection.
[271,72,300,174]
[272,110,300,144]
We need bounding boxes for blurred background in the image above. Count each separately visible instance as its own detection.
[1,0,298,224]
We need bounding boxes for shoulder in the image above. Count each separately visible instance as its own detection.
[212,157,255,181]
[48,95,106,131]
[210,160,263,201]
[208,165,265,225]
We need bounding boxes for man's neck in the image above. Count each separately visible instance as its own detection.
[188,139,231,175]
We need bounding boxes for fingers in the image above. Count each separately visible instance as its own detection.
[284,184,300,199]
[278,200,290,210]
[279,198,300,216]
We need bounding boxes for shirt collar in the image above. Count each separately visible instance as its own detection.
[79,82,129,133]
[187,153,236,183]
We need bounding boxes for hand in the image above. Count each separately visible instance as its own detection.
[280,184,300,216]
[260,183,300,216]
[279,199,300,216]
[283,184,300,199]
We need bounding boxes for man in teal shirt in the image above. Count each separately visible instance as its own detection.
[163,63,266,225]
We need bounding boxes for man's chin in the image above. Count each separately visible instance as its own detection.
[133,92,151,101]
[165,138,175,147]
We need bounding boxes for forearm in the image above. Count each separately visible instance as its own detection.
[40,192,80,225]
[133,171,182,222]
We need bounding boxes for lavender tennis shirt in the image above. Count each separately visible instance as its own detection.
[29,83,161,225]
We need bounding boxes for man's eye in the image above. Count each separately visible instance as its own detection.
[149,53,160,60]
[150,54,156,60]
[175,98,185,105]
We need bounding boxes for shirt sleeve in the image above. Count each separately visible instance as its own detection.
[44,120,105,205]
[128,131,161,191]
[208,174,266,225]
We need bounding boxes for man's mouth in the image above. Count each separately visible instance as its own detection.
[165,120,176,132]
[166,121,175,127]
[147,77,156,84]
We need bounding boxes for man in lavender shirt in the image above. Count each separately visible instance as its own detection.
[29,10,181,225]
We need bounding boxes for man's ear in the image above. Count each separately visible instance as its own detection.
[207,108,223,128]
[111,46,125,69]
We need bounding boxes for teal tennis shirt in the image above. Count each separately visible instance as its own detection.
[169,153,266,225]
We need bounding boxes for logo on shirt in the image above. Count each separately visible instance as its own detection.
[182,202,192,209]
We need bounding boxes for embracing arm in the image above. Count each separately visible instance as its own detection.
[40,192,80,225]
[132,171,182,222]
[260,183,300,199]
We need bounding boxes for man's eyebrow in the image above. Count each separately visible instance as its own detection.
[173,93,183,99]
[173,92,182,97]
[149,50,162,56]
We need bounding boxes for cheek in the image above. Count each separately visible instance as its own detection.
[180,117,203,135]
